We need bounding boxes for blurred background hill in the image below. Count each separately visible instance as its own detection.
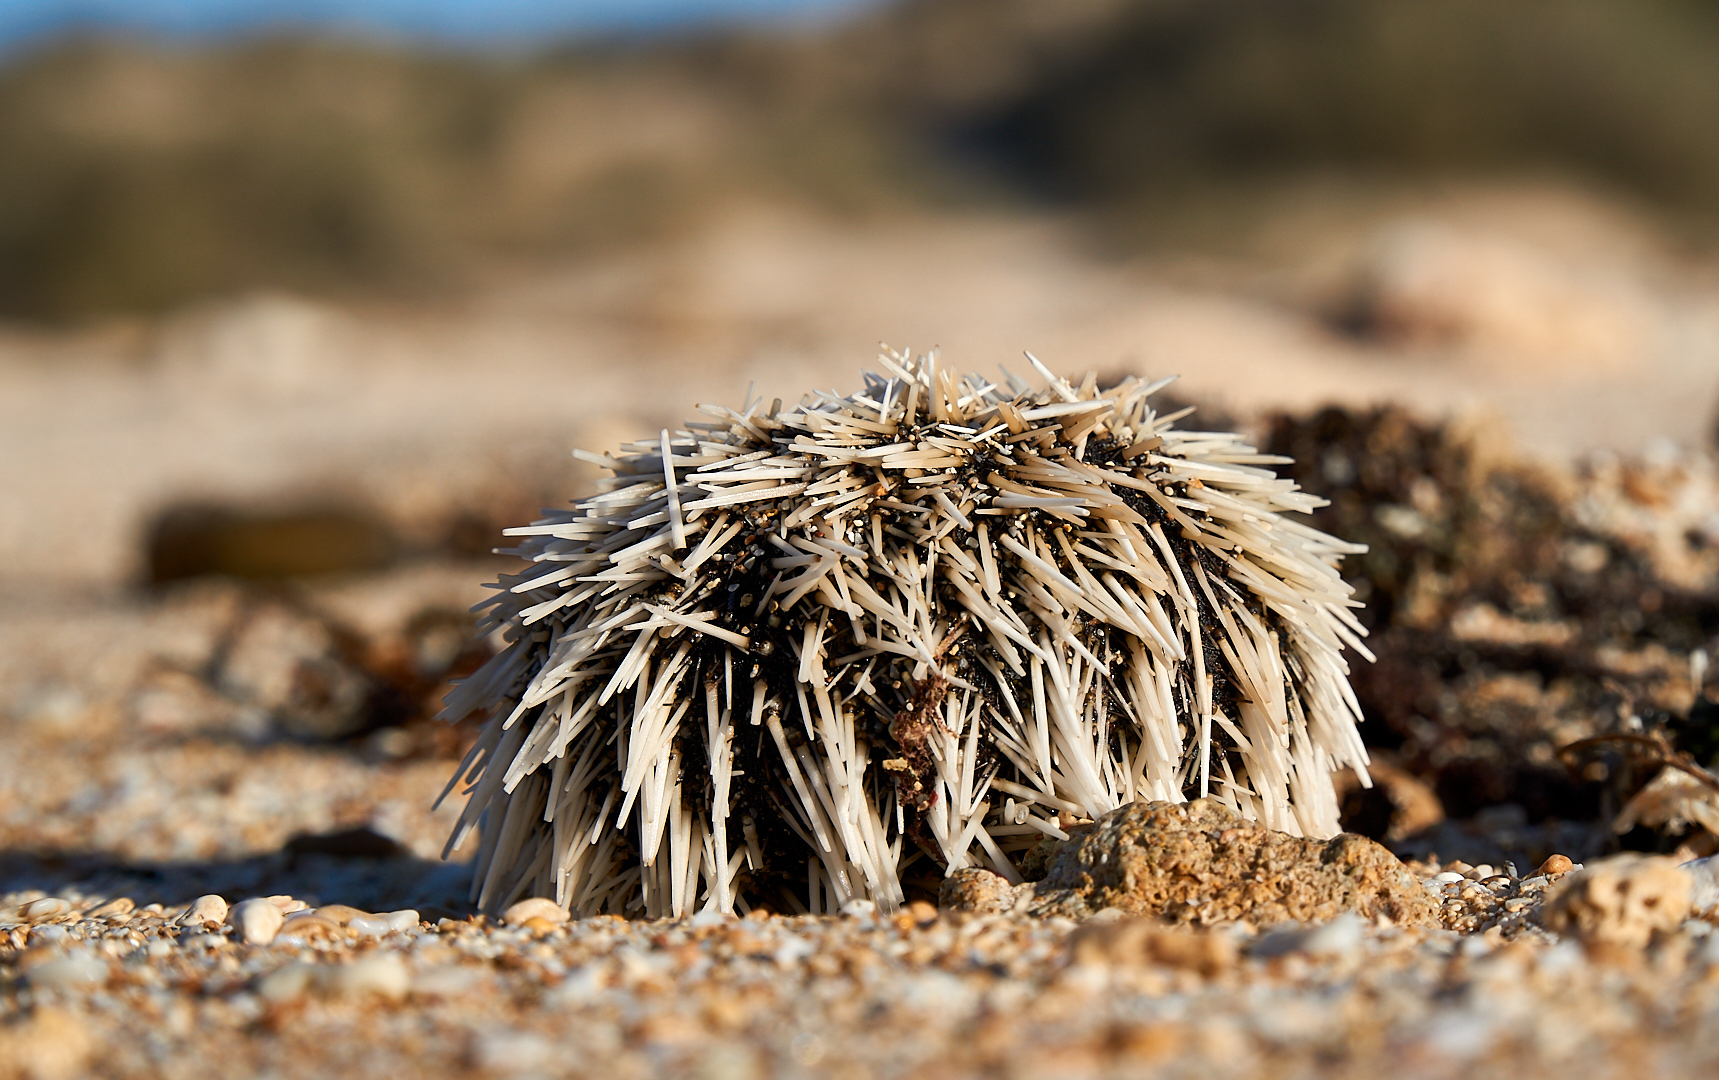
[7,0,1719,321]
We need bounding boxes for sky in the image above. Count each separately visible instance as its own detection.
[0,0,881,50]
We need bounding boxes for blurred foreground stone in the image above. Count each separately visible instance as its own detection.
[1540,853,1692,948]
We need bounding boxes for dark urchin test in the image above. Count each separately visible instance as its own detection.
[438,350,1374,918]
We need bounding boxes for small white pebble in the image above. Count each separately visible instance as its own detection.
[257,963,316,1004]
[1433,872,1465,884]
[186,934,227,950]
[86,897,135,920]
[688,907,732,929]
[230,898,285,945]
[180,895,228,928]
[380,910,420,933]
[501,898,567,927]
[412,965,484,998]
[1299,914,1365,958]
[27,954,110,990]
[773,934,816,967]
[546,965,604,1006]
[471,1029,553,1074]
[327,955,411,1000]
[29,925,68,945]
[23,897,70,922]
[348,916,391,938]
[1537,940,1586,975]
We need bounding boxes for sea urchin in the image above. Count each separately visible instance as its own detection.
[439,350,1373,918]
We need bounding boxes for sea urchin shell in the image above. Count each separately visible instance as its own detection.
[439,350,1373,918]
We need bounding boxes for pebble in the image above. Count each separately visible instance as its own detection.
[277,915,345,943]
[1070,918,1237,975]
[86,897,135,920]
[256,962,316,1004]
[180,894,228,928]
[346,910,417,937]
[312,905,369,926]
[327,955,411,1000]
[27,954,110,990]
[501,898,568,927]
[470,1028,554,1074]
[230,898,286,945]
[411,965,484,998]
[1298,914,1366,958]
[382,909,421,932]
[256,956,411,1002]
[1536,854,1575,876]
[1252,914,1365,961]
[23,898,70,922]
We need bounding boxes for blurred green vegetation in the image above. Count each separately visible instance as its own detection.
[965,0,1719,214]
[0,34,926,322]
[5,0,1719,322]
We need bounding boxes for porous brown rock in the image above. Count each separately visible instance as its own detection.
[953,798,1438,927]
[939,867,1028,915]
[1539,853,1692,948]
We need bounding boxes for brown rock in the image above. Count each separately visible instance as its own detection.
[1536,854,1575,876]
[1540,853,1691,948]
[1024,799,1438,927]
[938,867,1028,915]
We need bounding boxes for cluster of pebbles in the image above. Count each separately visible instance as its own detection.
[4,858,1719,1080]
[1407,854,1573,936]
